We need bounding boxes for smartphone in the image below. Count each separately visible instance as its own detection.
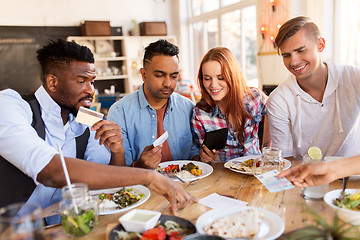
[203,128,228,150]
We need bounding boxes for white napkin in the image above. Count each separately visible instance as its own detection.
[199,193,248,209]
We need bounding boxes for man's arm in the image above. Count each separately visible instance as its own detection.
[278,155,360,187]
[37,155,197,215]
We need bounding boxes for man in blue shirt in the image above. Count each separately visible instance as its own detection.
[108,39,199,168]
[0,39,195,219]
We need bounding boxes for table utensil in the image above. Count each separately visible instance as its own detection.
[0,202,44,240]
[162,171,186,183]
[337,177,349,201]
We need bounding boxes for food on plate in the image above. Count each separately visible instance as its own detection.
[114,220,183,240]
[98,187,145,210]
[227,158,259,173]
[61,208,96,237]
[203,209,264,238]
[165,164,180,173]
[156,162,203,179]
[335,191,360,211]
[181,162,203,176]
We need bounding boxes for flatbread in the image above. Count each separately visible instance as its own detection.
[227,161,252,172]
[204,209,263,238]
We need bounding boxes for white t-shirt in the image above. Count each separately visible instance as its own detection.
[267,62,360,160]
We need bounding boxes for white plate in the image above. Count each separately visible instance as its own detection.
[89,185,150,215]
[158,160,213,182]
[224,155,291,175]
[196,206,285,240]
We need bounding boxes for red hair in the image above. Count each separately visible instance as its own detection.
[196,47,252,144]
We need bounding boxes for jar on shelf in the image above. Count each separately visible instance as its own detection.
[59,183,98,238]
[253,147,284,175]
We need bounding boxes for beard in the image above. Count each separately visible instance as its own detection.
[58,95,93,117]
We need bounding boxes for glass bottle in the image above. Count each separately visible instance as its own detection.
[59,183,98,238]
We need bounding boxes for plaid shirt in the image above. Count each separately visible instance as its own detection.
[191,88,267,161]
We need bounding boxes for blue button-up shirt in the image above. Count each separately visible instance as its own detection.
[108,85,199,166]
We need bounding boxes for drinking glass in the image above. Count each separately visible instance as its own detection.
[253,147,284,175]
[59,183,98,238]
[0,202,44,240]
[301,155,329,200]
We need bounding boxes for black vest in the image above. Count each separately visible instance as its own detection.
[0,94,90,208]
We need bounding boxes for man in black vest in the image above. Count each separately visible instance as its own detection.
[0,39,195,223]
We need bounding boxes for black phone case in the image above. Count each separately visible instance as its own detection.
[203,128,228,150]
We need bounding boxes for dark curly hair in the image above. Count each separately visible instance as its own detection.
[36,38,94,82]
[143,39,179,67]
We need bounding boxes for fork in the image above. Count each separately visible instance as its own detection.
[161,171,186,183]
[339,176,350,200]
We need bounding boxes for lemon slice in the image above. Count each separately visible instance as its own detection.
[67,216,79,228]
[307,146,322,160]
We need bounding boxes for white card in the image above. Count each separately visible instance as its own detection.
[255,169,294,193]
[153,131,168,147]
[199,193,247,209]
[75,106,104,127]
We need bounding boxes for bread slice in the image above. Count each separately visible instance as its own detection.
[204,209,263,238]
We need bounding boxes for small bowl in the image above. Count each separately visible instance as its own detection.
[119,209,161,233]
[324,189,360,225]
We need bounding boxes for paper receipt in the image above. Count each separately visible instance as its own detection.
[75,106,104,127]
[153,131,168,147]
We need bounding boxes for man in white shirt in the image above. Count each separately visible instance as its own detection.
[267,16,360,160]
[0,39,195,222]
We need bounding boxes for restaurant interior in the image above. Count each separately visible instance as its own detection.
[0,0,360,239]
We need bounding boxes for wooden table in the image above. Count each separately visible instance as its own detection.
[44,159,360,239]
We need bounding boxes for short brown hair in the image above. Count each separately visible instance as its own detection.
[275,16,321,54]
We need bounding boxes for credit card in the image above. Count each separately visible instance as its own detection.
[255,169,294,193]
[75,106,104,127]
[153,131,168,147]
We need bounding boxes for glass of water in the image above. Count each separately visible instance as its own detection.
[301,155,329,200]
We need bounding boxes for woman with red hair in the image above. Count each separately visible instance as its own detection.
[191,47,269,162]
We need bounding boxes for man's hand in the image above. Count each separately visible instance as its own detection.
[91,120,124,153]
[199,145,218,163]
[147,172,198,215]
[134,145,162,169]
[277,161,337,187]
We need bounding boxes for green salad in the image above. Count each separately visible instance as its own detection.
[335,192,360,211]
[98,187,145,209]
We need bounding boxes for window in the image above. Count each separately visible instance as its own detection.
[187,0,257,86]
[334,0,360,67]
